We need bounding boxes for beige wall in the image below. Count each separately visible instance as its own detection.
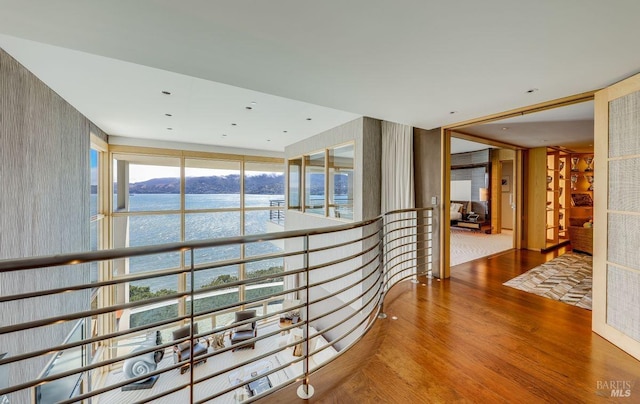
[0,47,102,400]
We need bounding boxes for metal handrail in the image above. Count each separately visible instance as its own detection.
[0,207,432,402]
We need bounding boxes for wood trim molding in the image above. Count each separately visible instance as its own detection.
[444,91,596,130]
[108,144,284,164]
[441,128,451,278]
[451,130,523,150]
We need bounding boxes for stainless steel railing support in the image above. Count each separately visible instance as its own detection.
[298,234,315,399]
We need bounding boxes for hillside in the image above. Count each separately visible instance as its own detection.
[128,174,285,194]
[120,172,349,195]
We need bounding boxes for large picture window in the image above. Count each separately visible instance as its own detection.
[305,151,326,215]
[108,150,284,330]
[288,158,302,211]
[288,142,355,220]
[329,144,354,219]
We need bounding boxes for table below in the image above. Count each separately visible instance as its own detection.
[228,360,276,401]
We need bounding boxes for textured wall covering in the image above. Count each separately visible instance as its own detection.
[607,265,640,342]
[606,90,640,343]
[609,91,640,158]
[414,127,441,278]
[0,47,92,400]
[607,213,640,271]
[608,155,640,212]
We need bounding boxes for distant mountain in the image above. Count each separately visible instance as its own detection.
[119,172,349,195]
[127,174,285,194]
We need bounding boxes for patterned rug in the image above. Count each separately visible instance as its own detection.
[503,252,592,310]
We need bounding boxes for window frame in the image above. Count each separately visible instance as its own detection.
[287,141,355,221]
[105,146,285,334]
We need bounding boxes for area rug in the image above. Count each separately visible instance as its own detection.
[450,229,513,266]
[503,252,592,310]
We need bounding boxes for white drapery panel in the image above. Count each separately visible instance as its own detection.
[381,121,417,284]
[381,121,415,212]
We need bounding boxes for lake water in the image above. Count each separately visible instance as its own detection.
[104,193,285,291]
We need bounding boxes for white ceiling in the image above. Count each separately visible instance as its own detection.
[458,101,595,152]
[1,1,639,152]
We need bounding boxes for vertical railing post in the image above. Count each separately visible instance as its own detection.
[378,217,387,319]
[411,211,420,284]
[297,234,314,399]
[189,248,195,404]
[426,210,433,279]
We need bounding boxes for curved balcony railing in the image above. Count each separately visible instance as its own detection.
[0,208,432,403]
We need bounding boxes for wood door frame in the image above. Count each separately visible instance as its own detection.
[439,91,595,278]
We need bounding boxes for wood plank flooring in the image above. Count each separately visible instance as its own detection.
[265,248,640,403]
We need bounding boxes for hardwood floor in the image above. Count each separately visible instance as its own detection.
[265,248,640,403]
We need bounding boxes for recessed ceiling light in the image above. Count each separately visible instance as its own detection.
[222,134,227,137]
[449,111,456,114]
[526,88,539,94]
[161,91,171,95]
[306,118,312,121]
[267,139,271,142]
[167,127,173,130]
[283,130,288,133]
[502,127,508,130]
[250,101,257,105]
[165,113,172,117]
[231,123,237,126]
[246,106,253,110]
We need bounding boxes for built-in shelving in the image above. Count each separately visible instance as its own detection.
[569,153,594,222]
[545,150,570,248]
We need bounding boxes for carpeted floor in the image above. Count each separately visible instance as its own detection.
[503,252,592,310]
[450,228,513,266]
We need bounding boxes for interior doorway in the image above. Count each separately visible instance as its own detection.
[448,136,517,267]
[441,94,595,278]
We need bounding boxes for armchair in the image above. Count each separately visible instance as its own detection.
[172,323,210,374]
[230,310,257,351]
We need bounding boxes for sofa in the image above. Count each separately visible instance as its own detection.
[275,326,338,380]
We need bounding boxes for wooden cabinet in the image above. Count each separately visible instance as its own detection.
[525,147,571,251]
[567,153,594,254]
[569,153,594,222]
[527,148,593,252]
